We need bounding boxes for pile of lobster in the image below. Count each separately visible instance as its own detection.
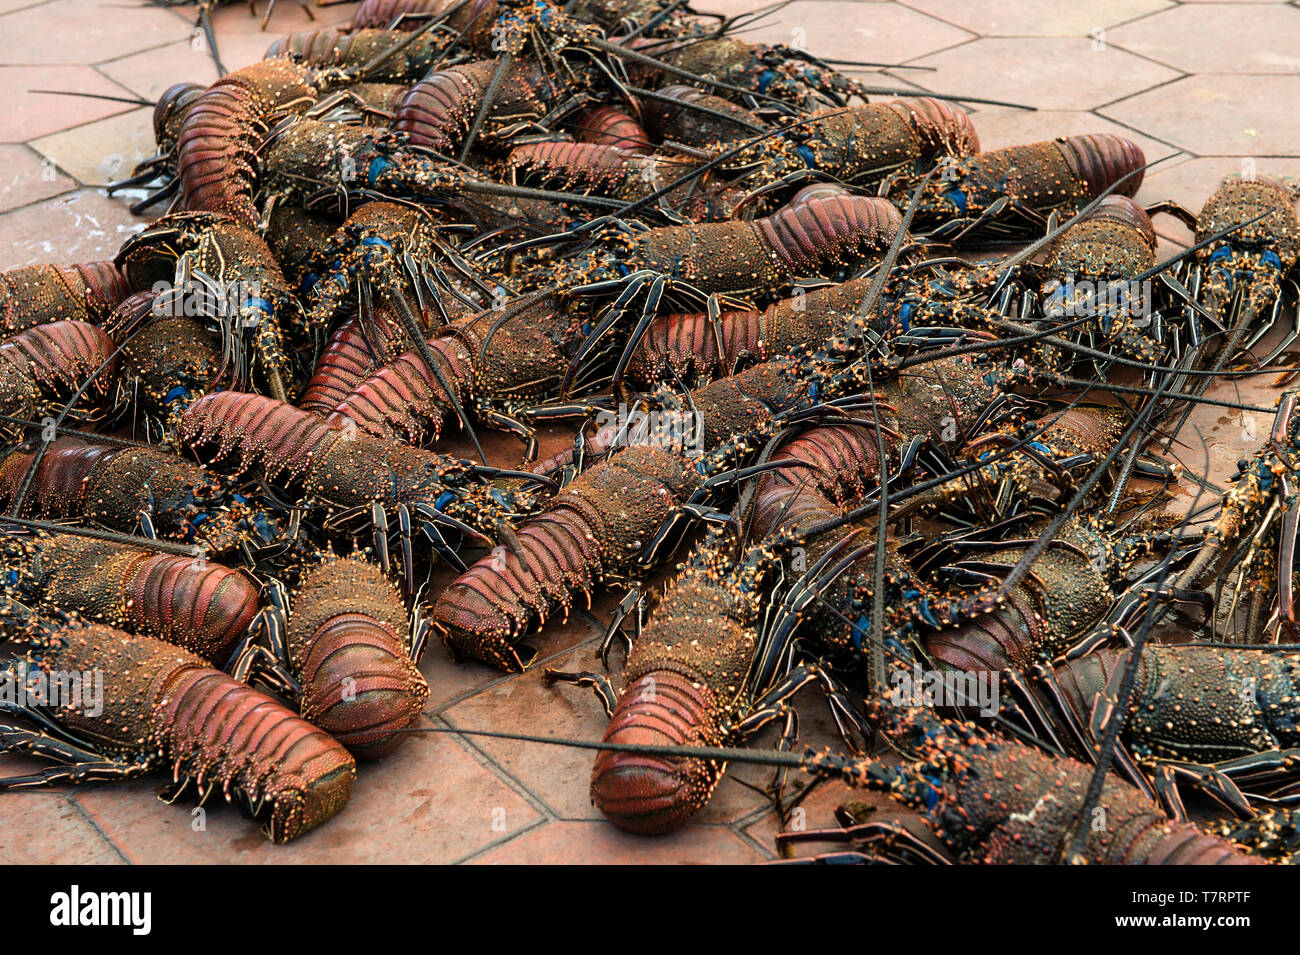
[3,0,1300,864]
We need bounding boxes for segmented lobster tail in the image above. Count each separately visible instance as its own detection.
[393,61,496,153]
[153,82,205,146]
[754,195,903,276]
[766,424,886,506]
[1054,133,1146,198]
[571,105,652,151]
[325,331,472,442]
[881,96,980,159]
[507,141,647,193]
[289,558,428,760]
[298,316,385,417]
[591,670,724,834]
[0,320,117,394]
[922,587,1048,672]
[1090,194,1158,241]
[175,59,319,227]
[590,557,759,834]
[433,500,603,671]
[180,390,338,482]
[27,533,260,661]
[20,621,355,843]
[159,666,355,841]
[437,445,699,671]
[350,0,498,45]
[0,261,130,334]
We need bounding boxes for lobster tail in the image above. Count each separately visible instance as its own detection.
[1054,133,1146,199]
[289,558,428,759]
[33,622,355,843]
[31,534,260,661]
[0,261,126,333]
[590,670,724,834]
[181,390,339,481]
[923,587,1048,673]
[755,195,903,276]
[299,316,384,417]
[882,96,980,159]
[325,331,471,442]
[0,320,117,394]
[175,59,319,226]
[571,105,652,151]
[393,64,489,152]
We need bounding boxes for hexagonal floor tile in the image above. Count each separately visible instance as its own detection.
[1101,74,1300,156]
[899,0,1173,37]
[0,0,190,65]
[911,37,1180,111]
[968,107,1183,163]
[0,66,140,142]
[0,143,74,212]
[74,717,544,863]
[1109,3,1300,74]
[745,1,973,66]
[466,820,770,863]
[30,108,154,187]
[0,793,124,864]
[0,188,144,270]
[442,642,775,825]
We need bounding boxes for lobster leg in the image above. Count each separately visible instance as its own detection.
[774,819,953,865]
[1149,760,1253,821]
[540,668,618,718]
[597,587,641,668]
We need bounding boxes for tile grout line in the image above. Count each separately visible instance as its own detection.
[429,712,557,822]
[67,792,134,865]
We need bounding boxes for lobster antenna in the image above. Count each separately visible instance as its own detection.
[813,58,936,71]
[1037,376,1275,415]
[854,87,1034,110]
[30,89,156,107]
[862,362,890,694]
[379,262,488,465]
[974,368,1176,633]
[356,16,444,80]
[196,5,226,77]
[591,35,793,106]
[849,166,935,335]
[797,379,1130,541]
[0,515,207,558]
[456,178,629,210]
[624,85,767,132]
[0,414,157,449]
[615,0,689,41]
[458,52,515,163]
[987,156,1171,292]
[1060,439,1210,861]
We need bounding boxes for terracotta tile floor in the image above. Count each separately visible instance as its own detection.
[1,0,1299,864]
